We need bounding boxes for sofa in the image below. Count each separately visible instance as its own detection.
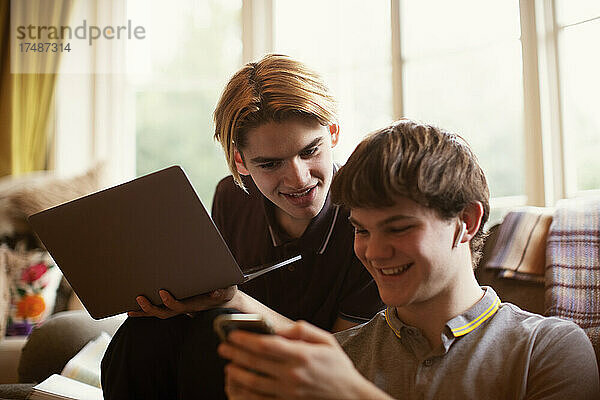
[17,310,125,383]
[0,310,125,399]
[0,174,597,398]
[0,221,546,397]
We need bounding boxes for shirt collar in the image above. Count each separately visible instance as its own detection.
[446,286,501,337]
[258,164,341,253]
[384,286,501,340]
[384,307,404,339]
[263,199,292,246]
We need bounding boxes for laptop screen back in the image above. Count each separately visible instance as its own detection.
[28,166,245,319]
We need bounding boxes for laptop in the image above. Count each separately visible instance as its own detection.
[28,166,301,319]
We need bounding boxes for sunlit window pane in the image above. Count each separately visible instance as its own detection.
[401,0,521,58]
[400,0,524,199]
[273,0,393,161]
[558,20,600,192]
[127,0,242,207]
[555,0,600,27]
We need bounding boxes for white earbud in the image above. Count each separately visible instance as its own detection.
[453,222,467,249]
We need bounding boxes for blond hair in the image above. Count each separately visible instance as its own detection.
[331,120,490,267]
[213,54,337,189]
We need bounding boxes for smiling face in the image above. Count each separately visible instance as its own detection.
[235,118,338,238]
[349,197,464,309]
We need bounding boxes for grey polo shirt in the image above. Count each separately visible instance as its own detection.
[335,287,599,399]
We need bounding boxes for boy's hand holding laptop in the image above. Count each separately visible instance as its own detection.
[28,166,301,321]
[128,285,237,319]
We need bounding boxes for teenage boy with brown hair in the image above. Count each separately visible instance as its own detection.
[100,55,383,399]
[219,120,599,399]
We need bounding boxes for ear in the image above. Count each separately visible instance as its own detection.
[234,149,250,176]
[329,124,339,148]
[458,201,484,245]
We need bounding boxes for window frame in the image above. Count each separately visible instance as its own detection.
[248,0,599,210]
[54,0,598,209]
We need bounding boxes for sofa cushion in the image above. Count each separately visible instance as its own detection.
[0,167,101,241]
[0,383,34,400]
[476,224,545,315]
[18,310,125,383]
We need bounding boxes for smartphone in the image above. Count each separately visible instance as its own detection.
[213,313,274,342]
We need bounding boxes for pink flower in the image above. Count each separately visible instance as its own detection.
[21,263,48,283]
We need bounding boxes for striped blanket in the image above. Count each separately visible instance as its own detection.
[545,196,600,361]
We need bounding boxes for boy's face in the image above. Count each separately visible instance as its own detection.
[349,197,462,309]
[235,118,337,236]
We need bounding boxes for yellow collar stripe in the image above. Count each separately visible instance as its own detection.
[385,308,402,339]
[451,297,501,337]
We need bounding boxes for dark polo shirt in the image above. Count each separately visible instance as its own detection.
[211,174,384,331]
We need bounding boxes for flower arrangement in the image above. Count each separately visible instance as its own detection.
[6,260,56,336]
[0,245,62,337]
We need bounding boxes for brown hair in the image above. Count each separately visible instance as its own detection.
[213,54,337,189]
[331,120,490,267]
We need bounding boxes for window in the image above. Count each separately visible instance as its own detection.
[400,0,525,201]
[272,0,393,162]
[57,0,598,219]
[554,1,600,194]
[127,0,242,207]
[267,0,600,223]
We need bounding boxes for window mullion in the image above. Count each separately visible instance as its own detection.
[519,0,546,206]
[242,0,274,64]
[391,0,403,119]
[535,0,568,203]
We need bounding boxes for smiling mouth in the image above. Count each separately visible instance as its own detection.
[282,184,317,198]
[379,263,413,276]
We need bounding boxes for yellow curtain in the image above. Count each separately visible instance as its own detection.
[0,0,11,176]
[0,0,72,177]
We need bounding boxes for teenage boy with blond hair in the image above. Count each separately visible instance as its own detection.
[219,120,599,400]
[101,55,383,399]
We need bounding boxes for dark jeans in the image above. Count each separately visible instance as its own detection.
[101,308,238,400]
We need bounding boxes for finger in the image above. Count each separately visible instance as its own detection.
[158,290,186,312]
[183,292,227,312]
[220,285,237,300]
[227,330,318,362]
[136,296,177,319]
[223,332,287,362]
[226,380,276,400]
[225,380,246,400]
[210,285,237,302]
[225,364,279,399]
[218,342,282,376]
[278,320,336,345]
[127,310,150,318]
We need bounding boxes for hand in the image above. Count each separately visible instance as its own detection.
[127,285,237,319]
[218,321,388,399]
